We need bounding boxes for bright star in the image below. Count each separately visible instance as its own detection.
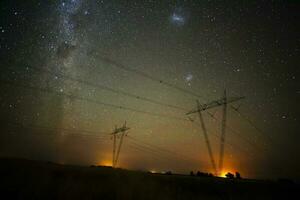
[171,13,185,26]
[185,74,193,82]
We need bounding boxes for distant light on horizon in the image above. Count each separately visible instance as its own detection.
[98,160,112,167]
[219,169,236,178]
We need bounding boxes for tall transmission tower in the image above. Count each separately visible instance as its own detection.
[111,121,130,168]
[186,90,244,175]
[219,90,227,176]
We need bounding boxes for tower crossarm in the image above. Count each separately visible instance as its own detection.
[186,96,245,115]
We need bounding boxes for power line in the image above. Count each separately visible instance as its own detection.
[2,64,270,169]
[127,142,176,160]
[3,121,209,170]
[0,79,189,122]
[230,106,273,144]
[188,120,260,165]
[5,120,193,163]
[3,120,109,138]
[4,120,197,165]
[127,143,182,166]
[203,125,256,159]
[128,130,258,165]
[126,141,195,165]
[96,55,206,100]
[3,119,259,169]
[204,112,266,151]
[196,102,269,153]
[4,120,258,168]
[6,67,262,153]
[26,65,187,112]
[127,136,196,163]
[189,112,263,156]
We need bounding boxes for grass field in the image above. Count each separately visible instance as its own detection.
[0,158,298,200]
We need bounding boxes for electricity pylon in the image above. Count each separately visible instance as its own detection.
[219,90,227,176]
[186,90,244,175]
[111,121,130,168]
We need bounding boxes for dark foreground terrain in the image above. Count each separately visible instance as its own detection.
[0,158,298,200]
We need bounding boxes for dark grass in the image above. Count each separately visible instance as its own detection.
[0,158,298,200]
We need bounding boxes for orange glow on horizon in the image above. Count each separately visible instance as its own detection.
[219,169,235,178]
[98,160,112,167]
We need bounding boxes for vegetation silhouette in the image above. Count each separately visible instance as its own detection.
[0,158,299,200]
[225,172,235,179]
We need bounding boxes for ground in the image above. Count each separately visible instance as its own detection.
[0,158,298,200]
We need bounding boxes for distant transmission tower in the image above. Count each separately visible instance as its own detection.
[186,90,244,175]
[111,121,130,168]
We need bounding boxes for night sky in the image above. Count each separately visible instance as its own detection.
[0,0,299,179]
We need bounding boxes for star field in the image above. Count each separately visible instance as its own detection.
[0,0,299,179]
